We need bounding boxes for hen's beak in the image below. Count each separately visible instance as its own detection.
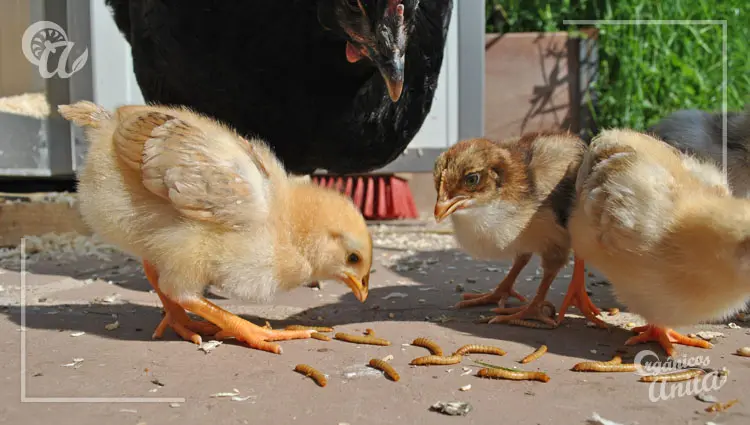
[342,271,369,303]
[434,197,469,223]
[378,60,404,102]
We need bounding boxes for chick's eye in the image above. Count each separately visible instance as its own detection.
[347,253,361,264]
[346,0,360,9]
[464,173,480,186]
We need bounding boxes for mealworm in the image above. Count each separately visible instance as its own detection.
[477,367,550,383]
[736,347,750,357]
[334,333,391,346]
[454,344,506,356]
[607,308,620,316]
[639,369,705,382]
[285,325,334,332]
[705,399,739,413]
[412,338,444,356]
[294,364,327,387]
[311,332,331,341]
[364,328,375,336]
[410,354,463,366]
[520,345,547,364]
[572,357,636,372]
[369,359,400,382]
[507,319,556,330]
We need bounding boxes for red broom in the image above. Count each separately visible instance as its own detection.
[311,174,418,220]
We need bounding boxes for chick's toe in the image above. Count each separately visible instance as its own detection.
[625,324,712,357]
[489,300,558,327]
[181,297,315,354]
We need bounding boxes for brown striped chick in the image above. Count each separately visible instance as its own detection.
[569,129,750,356]
[59,101,371,354]
[433,133,604,327]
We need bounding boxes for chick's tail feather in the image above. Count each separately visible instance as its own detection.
[58,101,113,129]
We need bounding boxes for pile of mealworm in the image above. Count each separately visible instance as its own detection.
[285,324,737,393]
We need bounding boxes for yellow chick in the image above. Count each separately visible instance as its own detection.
[433,133,604,327]
[569,128,750,356]
[59,101,371,354]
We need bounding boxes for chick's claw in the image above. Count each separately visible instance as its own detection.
[214,327,315,354]
[489,300,558,328]
[153,312,220,345]
[455,288,528,309]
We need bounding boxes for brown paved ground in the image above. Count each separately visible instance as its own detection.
[0,224,748,425]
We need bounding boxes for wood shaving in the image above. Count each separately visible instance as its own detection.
[70,331,85,337]
[62,358,84,368]
[459,384,471,391]
[104,320,120,331]
[429,401,472,416]
[586,413,626,425]
[382,292,408,300]
[727,322,741,329]
[231,395,256,402]
[695,331,725,341]
[381,354,394,362]
[696,393,719,403]
[198,340,223,353]
[169,403,180,408]
[211,390,241,398]
[736,346,750,357]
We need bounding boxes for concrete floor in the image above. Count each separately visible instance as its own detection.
[0,224,749,425]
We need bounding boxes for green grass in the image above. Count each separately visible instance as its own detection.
[486,0,750,132]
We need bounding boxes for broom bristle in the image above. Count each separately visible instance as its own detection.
[312,174,418,220]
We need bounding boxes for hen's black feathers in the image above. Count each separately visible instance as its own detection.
[104,0,454,174]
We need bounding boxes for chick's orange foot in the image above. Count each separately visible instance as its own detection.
[488,300,558,327]
[625,325,713,357]
[181,297,315,354]
[143,261,220,344]
[556,257,607,328]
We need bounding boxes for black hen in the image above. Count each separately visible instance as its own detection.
[104,0,454,174]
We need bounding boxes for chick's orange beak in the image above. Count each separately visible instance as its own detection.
[434,197,469,223]
[342,271,369,303]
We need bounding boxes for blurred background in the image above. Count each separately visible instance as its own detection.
[0,0,747,222]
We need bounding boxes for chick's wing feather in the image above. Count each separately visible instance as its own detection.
[577,133,677,252]
[114,111,274,227]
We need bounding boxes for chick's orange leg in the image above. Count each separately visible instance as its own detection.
[625,325,712,357]
[455,253,531,309]
[179,297,315,354]
[143,261,220,344]
[555,256,606,328]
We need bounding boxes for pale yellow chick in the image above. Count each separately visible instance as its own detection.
[570,128,750,356]
[59,101,371,354]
